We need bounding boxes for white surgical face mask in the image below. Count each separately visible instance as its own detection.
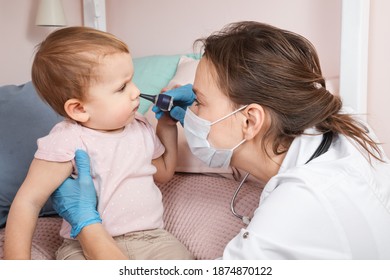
[183,106,247,168]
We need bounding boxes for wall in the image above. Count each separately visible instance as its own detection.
[0,0,83,85]
[106,0,341,84]
[367,0,390,154]
[0,0,342,90]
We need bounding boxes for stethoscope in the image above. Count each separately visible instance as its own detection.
[230,131,334,225]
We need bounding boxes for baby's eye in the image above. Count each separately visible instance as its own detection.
[118,83,127,92]
[193,98,201,106]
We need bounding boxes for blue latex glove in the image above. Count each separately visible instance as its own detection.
[51,149,102,238]
[152,84,196,126]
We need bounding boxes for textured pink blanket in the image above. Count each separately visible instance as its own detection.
[0,173,262,260]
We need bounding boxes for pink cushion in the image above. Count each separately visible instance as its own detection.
[160,173,262,259]
[0,217,63,260]
[0,173,262,260]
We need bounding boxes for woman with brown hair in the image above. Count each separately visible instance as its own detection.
[52,21,390,259]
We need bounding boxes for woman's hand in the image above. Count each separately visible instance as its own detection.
[51,150,102,238]
[152,84,196,126]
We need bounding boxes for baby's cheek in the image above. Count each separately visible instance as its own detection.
[113,106,134,124]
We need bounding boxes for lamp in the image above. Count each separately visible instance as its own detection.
[35,0,66,26]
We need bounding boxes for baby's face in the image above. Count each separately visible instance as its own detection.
[82,52,140,132]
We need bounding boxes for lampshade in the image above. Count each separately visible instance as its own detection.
[35,0,66,26]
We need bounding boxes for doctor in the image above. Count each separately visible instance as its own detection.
[52,21,390,259]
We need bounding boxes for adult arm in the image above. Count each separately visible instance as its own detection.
[77,223,127,260]
[51,150,128,259]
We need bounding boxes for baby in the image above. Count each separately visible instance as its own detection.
[4,26,193,260]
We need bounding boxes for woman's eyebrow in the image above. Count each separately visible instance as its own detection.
[192,87,203,98]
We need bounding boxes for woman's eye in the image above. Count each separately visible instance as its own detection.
[194,98,201,106]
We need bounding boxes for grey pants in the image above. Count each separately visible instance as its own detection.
[56,228,194,260]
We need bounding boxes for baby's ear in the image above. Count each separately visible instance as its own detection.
[64,99,90,123]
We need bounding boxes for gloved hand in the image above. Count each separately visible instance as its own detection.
[152,84,196,126]
[51,149,102,238]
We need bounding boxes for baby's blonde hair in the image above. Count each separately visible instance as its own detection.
[32,26,129,117]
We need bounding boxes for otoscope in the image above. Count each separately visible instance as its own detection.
[140,93,174,111]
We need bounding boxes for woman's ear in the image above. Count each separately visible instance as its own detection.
[242,104,265,141]
[64,99,90,123]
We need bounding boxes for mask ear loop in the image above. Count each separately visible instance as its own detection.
[210,105,248,125]
[230,172,251,225]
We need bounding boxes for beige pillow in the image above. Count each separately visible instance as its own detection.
[166,55,199,89]
[145,55,233,175]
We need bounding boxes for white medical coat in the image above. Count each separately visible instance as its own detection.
[223,128,390,259]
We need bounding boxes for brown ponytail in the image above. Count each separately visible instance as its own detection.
[319,110,383,163]
[196,21,383,162]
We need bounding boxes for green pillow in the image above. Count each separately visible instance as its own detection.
[133,54,201,114]
[133,55,181,114]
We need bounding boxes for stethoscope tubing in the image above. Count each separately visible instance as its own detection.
[230,172,251,225]
[230,131,333,225]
